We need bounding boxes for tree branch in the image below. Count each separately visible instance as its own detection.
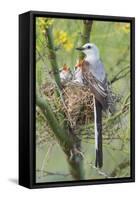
[45,25,61,89]
[36,91,84,180]
[79,20,93,60]
[111,66,130,84]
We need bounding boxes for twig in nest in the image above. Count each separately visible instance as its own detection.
[62,82,94,128]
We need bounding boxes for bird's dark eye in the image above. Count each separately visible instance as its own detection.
[87,45,91,49]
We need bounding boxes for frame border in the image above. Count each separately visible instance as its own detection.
[19,11,135,189]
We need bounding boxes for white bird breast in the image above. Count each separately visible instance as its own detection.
[73,68,83,84]
[59,71,66,81]
[60,70,72,82]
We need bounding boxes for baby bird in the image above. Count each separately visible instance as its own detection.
[59,64,72,83]
[73,59,84,84]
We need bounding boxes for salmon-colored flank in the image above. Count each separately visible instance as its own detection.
[75,59,85,68]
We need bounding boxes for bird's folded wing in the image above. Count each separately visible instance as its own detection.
[82,64,108,109]
[89,75,107,97]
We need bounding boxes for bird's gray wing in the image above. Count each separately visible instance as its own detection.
[89,59,106,83]
[82,61,108,110]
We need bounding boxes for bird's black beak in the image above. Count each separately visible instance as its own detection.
[76,47,85,51]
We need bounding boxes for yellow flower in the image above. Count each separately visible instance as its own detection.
[122,23,130,33]
[37,18,54,32]
[40,19,46,25]
[64,41,73,52]
[59,31,67,43]
[114,22,130,33]
[54,30,67,43]
[47,19,54,26]
[45,19,54,28]
[54,30,73,52]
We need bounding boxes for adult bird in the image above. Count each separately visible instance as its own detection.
[76,43,109,168]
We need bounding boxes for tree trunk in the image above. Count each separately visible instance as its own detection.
[45,26,61,89]
[36,92,84,180]
[79,20,93,60]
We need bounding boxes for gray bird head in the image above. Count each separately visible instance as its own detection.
[76,43,100,60]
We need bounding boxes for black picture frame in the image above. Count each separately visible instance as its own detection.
[19,10,135,189]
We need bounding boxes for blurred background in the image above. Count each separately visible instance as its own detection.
[36,17,131,183]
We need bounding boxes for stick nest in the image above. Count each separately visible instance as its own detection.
[41,81,94,128]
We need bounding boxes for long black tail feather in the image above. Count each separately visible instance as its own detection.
[94,98,103,168]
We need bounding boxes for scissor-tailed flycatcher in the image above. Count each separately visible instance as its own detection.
[76,43,109,168]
